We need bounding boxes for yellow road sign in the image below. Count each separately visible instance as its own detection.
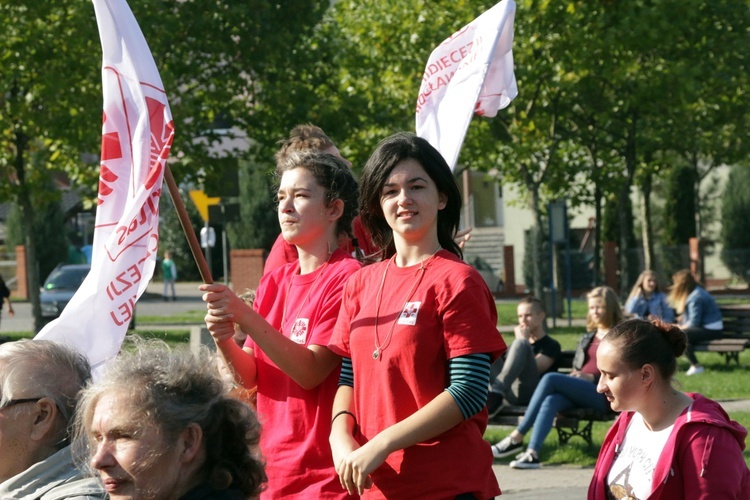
[189,190,220,222]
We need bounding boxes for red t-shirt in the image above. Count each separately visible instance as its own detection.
[250,249,361,499]
[329,250,506,499]
[263,216,378,274]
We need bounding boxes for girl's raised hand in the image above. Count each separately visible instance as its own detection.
[200,283,246,343]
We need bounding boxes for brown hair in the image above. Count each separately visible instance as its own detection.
[604,318,687,381]
[586,286,624,331]
[238,288,256,306]
[668,269,698,314]
[627,270,666,302]
[274,124,335,164]
[518,295,544,314]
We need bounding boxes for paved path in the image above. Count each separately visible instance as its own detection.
[494,464,592,498]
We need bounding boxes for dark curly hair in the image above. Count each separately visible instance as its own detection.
[275,151,360,245]
[604,318,687,381]
[359,132,462,259]
[74,339,266,497]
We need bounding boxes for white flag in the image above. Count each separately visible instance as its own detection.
[415,0,517,170]
[36,0,174,374]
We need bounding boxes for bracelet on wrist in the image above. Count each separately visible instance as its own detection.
[331,410,358,436]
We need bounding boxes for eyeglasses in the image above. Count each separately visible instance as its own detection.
[0,398,42,411]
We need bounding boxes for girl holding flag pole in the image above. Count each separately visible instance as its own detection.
[201,151,361,498]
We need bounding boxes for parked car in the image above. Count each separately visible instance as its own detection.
[40,264,135,329]
[465,253,503,293]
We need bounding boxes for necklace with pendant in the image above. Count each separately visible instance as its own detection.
[372,247,441,360]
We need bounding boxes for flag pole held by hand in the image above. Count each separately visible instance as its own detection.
[163,166,214,284]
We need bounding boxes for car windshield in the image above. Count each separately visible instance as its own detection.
[44,268,90,290]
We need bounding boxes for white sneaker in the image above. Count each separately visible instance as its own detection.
[686,365,705,376]
[491,436,524,458]
[509,450,541,469]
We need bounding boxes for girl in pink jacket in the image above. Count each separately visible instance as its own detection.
[589,318,749,499]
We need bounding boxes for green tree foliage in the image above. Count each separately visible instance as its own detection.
[720,165,750,281]
[226,159,279,252]
[0,0,324,325]
[158,189,204,282]
[250,0,497,169]
[662,165,697,247]
[6,198,68,283]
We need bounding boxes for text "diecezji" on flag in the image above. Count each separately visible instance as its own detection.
[416,0,518,171]
[36,0,174,376]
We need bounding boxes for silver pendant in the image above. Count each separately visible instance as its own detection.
[372,348,380,360]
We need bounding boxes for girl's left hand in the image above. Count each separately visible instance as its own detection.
[338,439,388,495]
[201,283,243,343]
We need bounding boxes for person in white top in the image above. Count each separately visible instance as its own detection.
[589,318,749,499]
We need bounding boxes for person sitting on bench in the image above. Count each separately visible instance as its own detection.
[668,269,723,376]
[491,287,624,469]
[486,296,561,417]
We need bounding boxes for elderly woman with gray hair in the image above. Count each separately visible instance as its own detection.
[74,339,266,499]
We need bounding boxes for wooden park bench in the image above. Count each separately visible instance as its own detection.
[487,350,615,447]
[693,305,750,365]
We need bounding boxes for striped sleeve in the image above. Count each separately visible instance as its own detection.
[338,356,354,387]
[445,353,492,419]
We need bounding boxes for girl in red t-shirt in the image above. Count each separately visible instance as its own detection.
[201,152,361,498]
[328,132,506,499]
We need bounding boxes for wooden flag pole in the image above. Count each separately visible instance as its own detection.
[163,165,214,284]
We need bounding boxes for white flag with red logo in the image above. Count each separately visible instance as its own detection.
[415,0,517,170]
[36,0,174,374]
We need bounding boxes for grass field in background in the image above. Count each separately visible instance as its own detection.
[137,310,206,325]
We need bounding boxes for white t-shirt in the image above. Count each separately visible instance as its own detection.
[606,413,674,500]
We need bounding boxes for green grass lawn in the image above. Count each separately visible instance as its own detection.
[136,309,206,325]
[496,300,589,324]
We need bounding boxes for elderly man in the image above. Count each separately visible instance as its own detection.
[0,339,104,499]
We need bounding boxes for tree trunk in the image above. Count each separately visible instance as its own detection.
[618,112,638,291]
[594,184,602,286]
[691,151,703,243]
[640,171,655,271]
[529,184,544,303]
[617,183,632,291]
[13,131,42,331]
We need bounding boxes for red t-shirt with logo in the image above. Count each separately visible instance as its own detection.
[249,249,361,499]
[329,250,506,499]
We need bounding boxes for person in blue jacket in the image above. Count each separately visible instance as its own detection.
[668,269,723,375]
[625,270,675,322]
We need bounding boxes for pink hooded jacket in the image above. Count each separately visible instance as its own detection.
[588,393,749,499]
